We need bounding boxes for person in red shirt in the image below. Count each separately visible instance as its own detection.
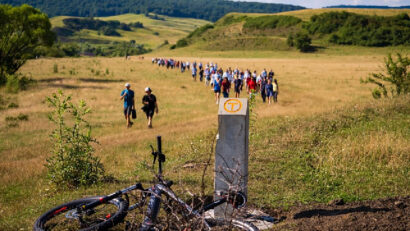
[248,77,257,94]
[221,77,231,98]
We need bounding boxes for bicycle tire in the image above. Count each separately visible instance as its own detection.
[206,218,259,231]
[33,196,128,231]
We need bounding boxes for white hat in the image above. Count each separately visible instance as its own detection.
[145,87,152,92]
[125,83,130,87]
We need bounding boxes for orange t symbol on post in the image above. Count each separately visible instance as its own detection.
[228,102,238,111]
[223,99,242,113]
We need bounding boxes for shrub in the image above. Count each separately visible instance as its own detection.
[305,11,410,47]
[46,90,105,187]
[362,53,409,98]
[176,38,188,48]
[53,64,58,73]
[129,22,143,28]
[287,33,294,47]
[6,74,35,93]
[243,15,302,30]
[294,33,312,52]
[187,24,214,38]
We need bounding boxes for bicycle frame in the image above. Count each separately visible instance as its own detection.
[71,136,245,230]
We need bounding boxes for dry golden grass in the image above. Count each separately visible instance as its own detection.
[1,48,409,229]
[228,8,410,21]
[0,53,385,179]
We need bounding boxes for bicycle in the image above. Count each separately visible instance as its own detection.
[34,136,259,231]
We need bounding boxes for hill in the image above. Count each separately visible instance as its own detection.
[174,9,410,51]
[50,13,210,51]
[0,0,304,22]
[327,5,410,9]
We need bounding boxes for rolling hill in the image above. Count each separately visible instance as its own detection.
[174,8,410,51]
[50,13,210,51]
[0,0,304,22]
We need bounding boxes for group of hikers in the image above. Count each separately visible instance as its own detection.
[120,83,158,128]
[121,58,280,128]
[152,58,279,105]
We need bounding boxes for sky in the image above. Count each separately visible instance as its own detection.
[233,0,410,9]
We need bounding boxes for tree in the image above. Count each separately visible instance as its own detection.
[362,53,409,98]
[294,33,312,52]
[0,4,55,85]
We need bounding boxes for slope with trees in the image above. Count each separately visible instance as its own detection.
[0,0,305,22]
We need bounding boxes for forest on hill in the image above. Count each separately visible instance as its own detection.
[0,0,304,21]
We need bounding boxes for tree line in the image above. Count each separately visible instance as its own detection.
[0,0,304,22]
[305,12,410,46]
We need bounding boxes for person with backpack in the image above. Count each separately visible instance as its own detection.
[120,83,135,128]
[141,87,158,128]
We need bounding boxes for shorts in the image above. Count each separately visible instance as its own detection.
[145,109,155,118]
[267,90,274,97]
[235,86,241,93]
[214,89,221,93]
[124,106,132,116]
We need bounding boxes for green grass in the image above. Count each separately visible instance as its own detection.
[248,96,410,207]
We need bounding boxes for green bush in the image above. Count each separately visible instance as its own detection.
[294,33,312,52]
[5,74,35,93]
[53,64,58,73]
[243,15,302,30]
[305,11,410,46]
[176,38,188,48]
[46,90,105,187]
[362,53,409,98]
[187,24,214,38]
[215,15,248,26]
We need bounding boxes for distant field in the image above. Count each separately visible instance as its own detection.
[50,13,210,49]
[229,8,410,21]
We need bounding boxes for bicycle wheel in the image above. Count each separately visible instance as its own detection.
[33,196,128,231]
[206,218,259,231]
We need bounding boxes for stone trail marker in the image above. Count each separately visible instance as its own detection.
[214,98,249,217]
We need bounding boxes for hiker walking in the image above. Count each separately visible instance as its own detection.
[141,87,158,128]
[120,83,135,128]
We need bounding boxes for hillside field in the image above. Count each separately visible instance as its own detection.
[233,8,410,21]
[0,42,409,229]
[50,13,210,50]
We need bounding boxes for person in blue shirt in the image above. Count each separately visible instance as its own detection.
[213,76,221,104]
[120,83,135,128]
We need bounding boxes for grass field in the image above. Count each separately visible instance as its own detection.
[1,44,409,229]
[50,13,210,49]
[229,8,410,21]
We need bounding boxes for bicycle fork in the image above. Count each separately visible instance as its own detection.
[140,185,162,231]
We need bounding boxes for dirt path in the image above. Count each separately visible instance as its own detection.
[267,196,409,231]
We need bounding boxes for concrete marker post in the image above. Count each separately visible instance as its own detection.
[214,98,249,218]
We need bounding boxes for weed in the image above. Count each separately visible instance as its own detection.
[46,90,105,187]
[53,64,58,73]
[7,102,19,108]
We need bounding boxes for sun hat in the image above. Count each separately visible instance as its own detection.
[125,83,130,87]
[145,87,152,92]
